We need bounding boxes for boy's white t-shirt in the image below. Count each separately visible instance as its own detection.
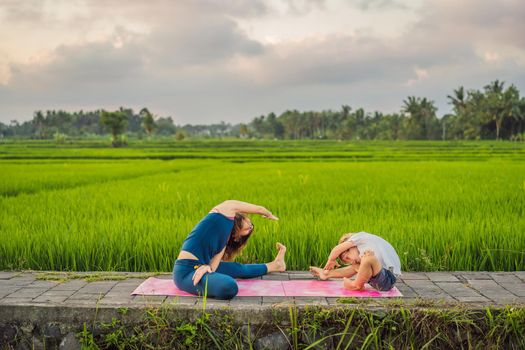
[347,232,402,276]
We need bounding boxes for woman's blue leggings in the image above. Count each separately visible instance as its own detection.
[173,259,268,300]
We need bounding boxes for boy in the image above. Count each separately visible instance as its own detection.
[310,232,401,291]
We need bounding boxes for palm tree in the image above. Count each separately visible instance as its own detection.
[516,97,525,138]
[402,96,424,139]
[100,110,128,147]
[140,108,156,139]
[484,80,506,139]
[420,97,438,139]
[402,96,437,139]
[239,124,249,138]
[402,96,420,116]
[502,85,521,140]
[32,111,46,138]
[447,86,466,114]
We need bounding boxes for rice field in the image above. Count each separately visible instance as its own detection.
[0,140,524,272]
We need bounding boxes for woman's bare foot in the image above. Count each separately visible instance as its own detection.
[309,266,329,280]
[266,242,287,273]
[274,242,286,272]
[343,277,364,291]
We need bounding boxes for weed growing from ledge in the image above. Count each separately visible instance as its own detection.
[69,304,525,349]
[35,271,159,283]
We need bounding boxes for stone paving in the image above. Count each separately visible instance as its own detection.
[1,270,524,310]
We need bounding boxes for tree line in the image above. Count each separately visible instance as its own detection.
[1,80,524,143]
[248,80,524,141]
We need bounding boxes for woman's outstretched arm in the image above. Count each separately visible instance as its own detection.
[213,200,278,220]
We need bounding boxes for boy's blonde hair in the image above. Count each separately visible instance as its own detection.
[338,232,355,245]
[337,233,356,261]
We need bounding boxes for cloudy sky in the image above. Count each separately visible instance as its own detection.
[1,0,524,124]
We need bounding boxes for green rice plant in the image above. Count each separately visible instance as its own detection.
[0,159,205,197]
[0,141,523,272]
[1,139,524,162]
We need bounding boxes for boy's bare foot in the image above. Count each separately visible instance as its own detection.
[343,277,364,291]
[267,243,287,273]
[309,266,329,280]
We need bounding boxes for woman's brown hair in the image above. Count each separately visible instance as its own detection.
[223,213,252,261]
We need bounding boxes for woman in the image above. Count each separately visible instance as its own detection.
[173,200,286,300]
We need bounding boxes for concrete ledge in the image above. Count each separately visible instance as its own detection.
[0,270,524,324]
[1,272,524,350]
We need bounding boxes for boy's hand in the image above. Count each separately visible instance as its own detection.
[323,259,340,271]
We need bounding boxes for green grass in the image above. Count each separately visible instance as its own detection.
[0,159,201,196]
[0,140,523,272]
[73,305,525,349]
[1,139,524,161]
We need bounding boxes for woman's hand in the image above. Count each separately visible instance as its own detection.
[192,265,212,286]
[261,207,279,220]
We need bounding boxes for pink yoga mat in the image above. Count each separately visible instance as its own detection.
[282,280,402,297]
[132,277,402,298]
